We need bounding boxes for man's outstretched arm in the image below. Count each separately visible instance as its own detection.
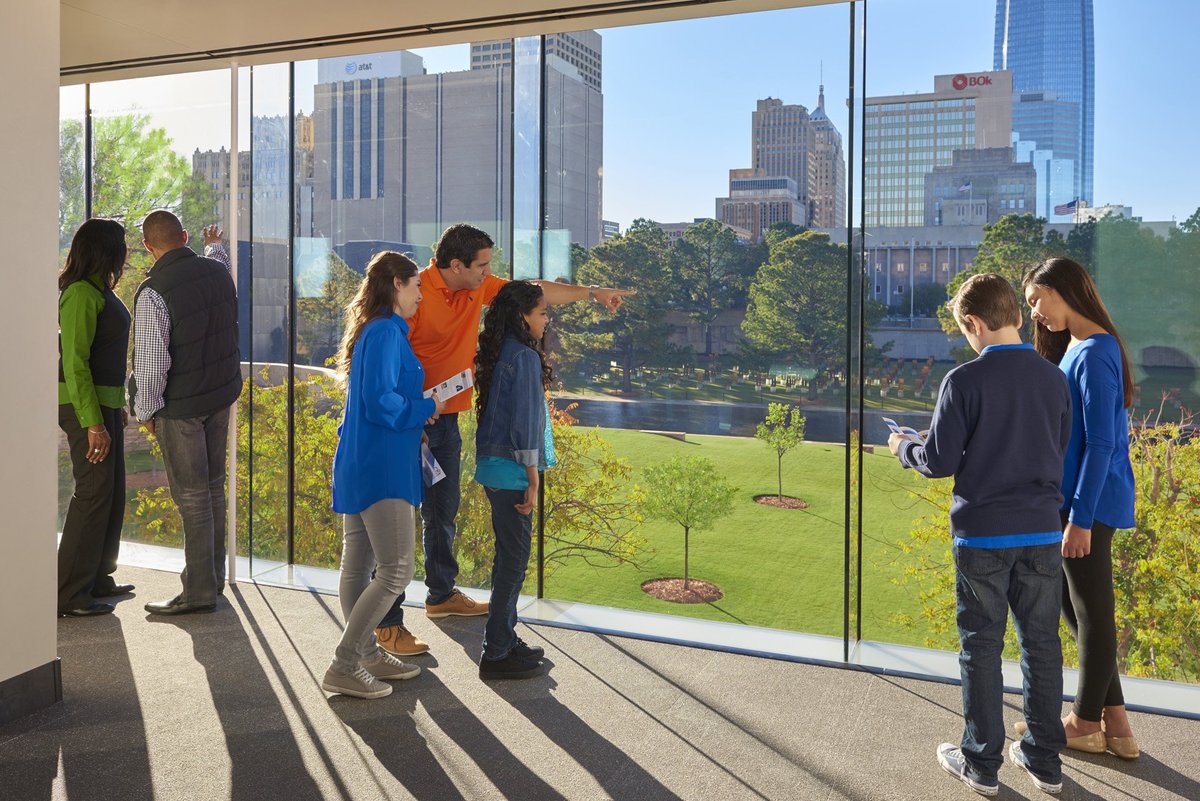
[533,280,636,314]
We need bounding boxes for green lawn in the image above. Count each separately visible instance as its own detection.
[542,428,944,646]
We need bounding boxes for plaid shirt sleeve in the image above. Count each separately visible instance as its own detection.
[204,242,232,273]
[133,288,172,422]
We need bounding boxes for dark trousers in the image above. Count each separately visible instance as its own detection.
[482,487,532,660]
[954,543,1065,782]
[1061,512,1124,720]
[58,404,125,611]
[378,412,462,628]
[156,406,231,605]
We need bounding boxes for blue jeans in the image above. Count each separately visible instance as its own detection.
[378,413,462,627]
[482,487,532,660]
[954,542,1065,782]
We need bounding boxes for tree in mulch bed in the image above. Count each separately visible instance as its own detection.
[755,402,807,505]
[642,455,736,595]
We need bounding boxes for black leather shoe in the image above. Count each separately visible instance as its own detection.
[93,583,135,597]
[145,595,217,616]
[60,602,115,617]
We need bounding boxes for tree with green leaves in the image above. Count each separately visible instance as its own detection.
[671,219,749,360]
[59,113,217,310]
[555,219,681,392]
[296,253,362,367]
[643,455,737,589]
[755,403,806,500]
[742,229,885,382]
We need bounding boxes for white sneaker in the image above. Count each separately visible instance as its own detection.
[1009,740,1063,794]
[363,650,421,681]
[321,664,393,699]
[936,743,999,796]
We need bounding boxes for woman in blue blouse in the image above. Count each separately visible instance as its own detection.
[1023,257,1139,759]
[322,252,443,700]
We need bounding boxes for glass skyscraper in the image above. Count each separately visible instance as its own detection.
[994,0,1094,209]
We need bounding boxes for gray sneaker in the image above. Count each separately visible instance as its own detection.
[936,743,999,796]
[1009,740,1063,794]
[363,651,421,681]
[322,664,393,699]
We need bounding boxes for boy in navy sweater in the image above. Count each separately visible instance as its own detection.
[889,273,1071,796]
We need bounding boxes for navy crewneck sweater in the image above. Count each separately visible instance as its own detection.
[898,344,1072,543]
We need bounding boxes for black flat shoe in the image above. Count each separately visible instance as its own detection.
[93,583,135,597]
[145,595,217,616]
[60,602,115,617]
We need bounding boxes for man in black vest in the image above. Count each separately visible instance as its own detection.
[131,210,243,615]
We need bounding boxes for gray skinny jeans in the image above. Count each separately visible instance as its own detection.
[334,498,417,671]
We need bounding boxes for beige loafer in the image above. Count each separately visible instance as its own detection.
[1106,735,1140,760]
[1012,720,1107,754]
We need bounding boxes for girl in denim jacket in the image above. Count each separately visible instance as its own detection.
[473,281,555,680]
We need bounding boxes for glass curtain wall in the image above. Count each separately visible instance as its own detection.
[534,6,857,640]
[56,85,87,535]
[862,0,1200,686]
[69,71,231,556]
[60,0,1200,693]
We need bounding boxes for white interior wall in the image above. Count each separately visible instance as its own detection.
[0,2,60,686]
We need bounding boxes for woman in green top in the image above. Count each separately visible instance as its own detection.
[58,218,134,617]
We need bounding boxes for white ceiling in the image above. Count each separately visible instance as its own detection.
[62,0,835,84]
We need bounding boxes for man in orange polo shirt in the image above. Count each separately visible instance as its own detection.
[375,224,634,658]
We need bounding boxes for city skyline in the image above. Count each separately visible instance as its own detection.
[66,0,1199,235]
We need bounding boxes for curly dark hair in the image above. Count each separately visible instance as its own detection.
[475,281,553,417]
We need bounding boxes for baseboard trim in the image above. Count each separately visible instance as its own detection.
[0,659,62,726]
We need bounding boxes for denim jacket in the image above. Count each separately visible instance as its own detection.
[475,336,547,471]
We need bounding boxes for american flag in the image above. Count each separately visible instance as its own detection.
[1054,198,1079,216]
[958,180,972,192]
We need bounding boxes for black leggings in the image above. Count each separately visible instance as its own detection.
[1060,512,1124,721]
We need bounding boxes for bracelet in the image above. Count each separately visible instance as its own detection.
[588,284,599,301]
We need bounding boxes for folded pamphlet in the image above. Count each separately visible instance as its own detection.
[421,442,446,486]
[881,417,927,445]
[424,368,473,401]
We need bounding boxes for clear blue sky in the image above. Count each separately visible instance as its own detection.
[80,0,1199,227]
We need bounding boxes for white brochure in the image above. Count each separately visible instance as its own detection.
[424,368,473,401]
[421,442,447,486]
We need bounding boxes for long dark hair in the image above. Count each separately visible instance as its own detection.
[58,218,126,292]
[1023,257,1134,409]
[475,281,553,416]
[335,251,419,377]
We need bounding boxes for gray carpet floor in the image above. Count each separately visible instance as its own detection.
[2,565,1198,801]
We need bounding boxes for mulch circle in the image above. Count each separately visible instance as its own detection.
[641,578,723,604]
[753,494,809,510]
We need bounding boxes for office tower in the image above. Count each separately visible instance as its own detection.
[311,39,603,258]
[864,70,1013,227]
[808,85,846,228]
[715,169,805,243]
[995,0,1094,212]
[923,147,1037,226]
[472,30,602,91]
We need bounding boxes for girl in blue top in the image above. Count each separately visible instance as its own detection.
[323,252,443,700]
[473,281,554,680]
[1024,257,1139,759]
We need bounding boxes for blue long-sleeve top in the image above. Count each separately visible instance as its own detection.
[897,344,1071,543]
[1059,334,1136,530]
[332,313,437,514]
